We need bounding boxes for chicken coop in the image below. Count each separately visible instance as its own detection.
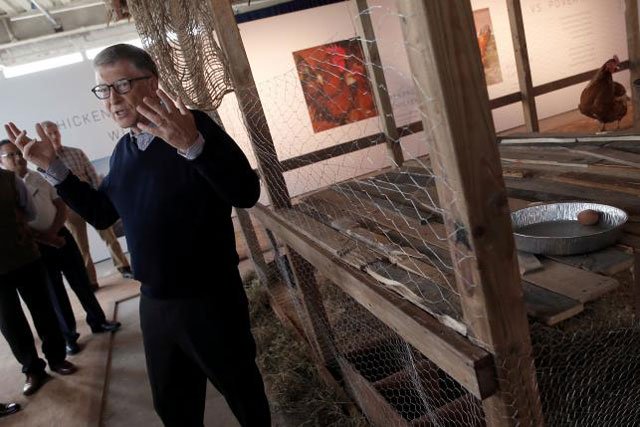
[126,0,640,425]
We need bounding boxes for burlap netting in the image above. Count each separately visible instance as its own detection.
[124,0,234,111]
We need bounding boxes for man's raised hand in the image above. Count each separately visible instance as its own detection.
[4,122,56,170]
[136,88,199,152]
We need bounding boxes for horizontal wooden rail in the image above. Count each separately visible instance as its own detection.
[252,203,498,399]
[281,121,424,172]
[489,60,630,111]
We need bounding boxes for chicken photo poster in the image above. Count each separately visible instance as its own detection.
[293,39,378,133]
[473,8,503,86]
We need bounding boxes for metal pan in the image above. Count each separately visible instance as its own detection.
[511,202,628,255]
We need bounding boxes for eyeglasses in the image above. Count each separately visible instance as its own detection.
[0,152,23,160]
[91,76,152,100]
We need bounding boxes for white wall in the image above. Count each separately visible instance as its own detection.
[0,0,631,259]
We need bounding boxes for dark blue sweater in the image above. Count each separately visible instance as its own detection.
[56,110,260,298]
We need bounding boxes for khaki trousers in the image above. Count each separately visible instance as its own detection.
[65,208,129,285]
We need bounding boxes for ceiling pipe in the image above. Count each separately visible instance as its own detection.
[29,0,63,32]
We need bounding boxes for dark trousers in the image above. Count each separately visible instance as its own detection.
[0,260,66,373]
[139,273,270,427]
[39,227,106,342]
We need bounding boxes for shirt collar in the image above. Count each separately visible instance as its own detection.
[130,130,155,150]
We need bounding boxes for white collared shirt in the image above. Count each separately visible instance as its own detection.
[23,170,59,232]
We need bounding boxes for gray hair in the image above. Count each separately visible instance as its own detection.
[93,43,158,77]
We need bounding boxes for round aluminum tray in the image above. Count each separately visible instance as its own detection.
[511,202,628,255]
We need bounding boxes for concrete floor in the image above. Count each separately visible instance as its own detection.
[0,259,241,426]
[102,296,239,427]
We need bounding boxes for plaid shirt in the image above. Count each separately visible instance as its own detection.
[56,146,101,189]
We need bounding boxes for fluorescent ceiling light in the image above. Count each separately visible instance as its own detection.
[3,52,83,78]
[85,38,143,60]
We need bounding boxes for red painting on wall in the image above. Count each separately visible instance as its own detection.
[473,8,503,86]
[293,38,378,133]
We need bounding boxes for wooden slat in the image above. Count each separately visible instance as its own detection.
[566,146,640,168]
[280,208,466,333]
[411,394,483,427]
[489,91,522,109]
[507,0,539,132]
[626,0,640,129]
[252,203,497,399]
[209,0,336,367]
[548,247,634,276]
[532,60,630,97]
[356,0,404,167]
[523,258,619,303]
[396,2,542,424]
[339,357,410,426]
[521,282,584,326]
[550,172,640,197]
[505,177,640,214]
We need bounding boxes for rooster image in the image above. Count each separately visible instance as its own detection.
[579,55,628,131]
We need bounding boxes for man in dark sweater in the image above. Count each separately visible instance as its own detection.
[5,44,269,426]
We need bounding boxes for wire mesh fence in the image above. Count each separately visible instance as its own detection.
[128,0,639,425]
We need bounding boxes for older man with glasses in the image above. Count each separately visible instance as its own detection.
[5,44,269,427]
[40,120,133,291]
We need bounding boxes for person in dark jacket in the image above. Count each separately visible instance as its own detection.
[0,168,76,396]
[5,44,269,427]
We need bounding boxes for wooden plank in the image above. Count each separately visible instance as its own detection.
[523,258,619,303]
[396,2,542,424]
[506,0,539,132]
[253,203,497,399]
[209,0,338,367]
[517,251,542,275]
[532,60,629,97]
[209,0,290,209]
[551,172,640,197]
[505,177,640,214]
[235,208,271,286]
[634,250,640,317]
[548,247,634,276]
[521,282,584,326]
[280,208,465,332]
[567,146,640,168]
[411,394,483,427]
[355,0,404,167]
[626,0,640,129]
[339,357,410,426]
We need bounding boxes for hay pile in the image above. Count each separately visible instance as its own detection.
[245,277,369,426]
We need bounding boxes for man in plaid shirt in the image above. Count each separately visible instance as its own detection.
[42,121,133,289]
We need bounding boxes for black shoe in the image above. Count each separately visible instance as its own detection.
[50,360,77,376]
[23,371,49,396]
[118,267,134,279]
[0,402,20,418]
[90,320,121,334]
[66,341,81,355]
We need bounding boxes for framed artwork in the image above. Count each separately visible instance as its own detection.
[473,8,503,86]
[293,38,378,133]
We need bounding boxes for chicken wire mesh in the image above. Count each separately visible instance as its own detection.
[124,0,638,425]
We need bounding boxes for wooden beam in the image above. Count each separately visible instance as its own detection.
[235,208,271,286]
[396,1,543,425]
[209,0,290,209]
[281,120,422,172]
[252,203,497,399]
[506,0,539,132]
[627,0,640,130]
[209,0,335,365]
[533,60,629,97]
[355,0,404,167]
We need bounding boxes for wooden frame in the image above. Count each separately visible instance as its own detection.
[396,1,542,425]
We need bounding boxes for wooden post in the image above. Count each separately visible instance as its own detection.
[626,0,640,130]
[507,0,539,132]
[208,0,335,365]
[354,0,404,167]
[396,1,543,425]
